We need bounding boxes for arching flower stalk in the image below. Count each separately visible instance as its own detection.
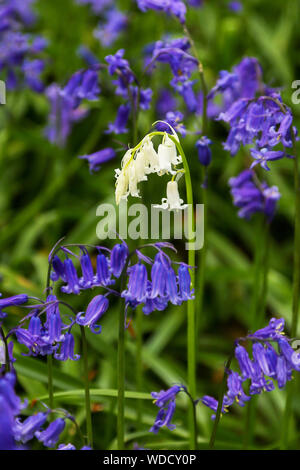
[114,127,197,449]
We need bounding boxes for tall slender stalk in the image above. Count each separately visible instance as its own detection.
[117,257,130,450]
[168,136,196,450]
[136,304,143,427]
[47,355,54,410]
[281,133,300,449]
[244,216,270,449]
[117,303,126,450]
[80,326,93,447]
[209,352,234,449]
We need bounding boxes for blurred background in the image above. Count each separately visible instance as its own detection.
[1,0,300,449]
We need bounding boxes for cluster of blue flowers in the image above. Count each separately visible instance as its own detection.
[50,241,194,321]
[0,238,193,449]
[45,66,101,146]
[0,369,88,450]
[150,384,185,434]
[201,318,300,419]
[150,317,300,433]
[0,0,47,92]
[205,56,297,220]
[229,169,281,221]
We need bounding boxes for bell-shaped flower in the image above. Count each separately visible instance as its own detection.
[110,243,129,278]
[149,253,167,298]
[35,418,65,448]
[55,333,79,361]
[122,263,148,303]
[178,264,194,300]
[154,180,187,211]
[15,412,49,443]
[76,295,109,334]
[94,253,114,286]
[157,135,181,175]
[79,251,94,289]
[61,258,81,294]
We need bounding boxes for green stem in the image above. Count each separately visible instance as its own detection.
[168,136,196,450]
[281,132,300,449]
[117,303,126,450]
[80,326,93,447]
[47,355,54,409]
[209,352,234,449]
[136,304,143,427]
[117,257,130,450]
[244,216,270,448]
[183,25,208,135]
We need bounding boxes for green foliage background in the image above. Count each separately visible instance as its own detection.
[1,0,300,450]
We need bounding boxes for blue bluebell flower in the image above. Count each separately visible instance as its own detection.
[106,103,130,135]
[110,243,129,278]
[79,148,116,173]
[178,264,194,301]
[94,252,114,287]
[149,253,167,298]
[228,1,243,12]
[229,169,281,221]
[155,111,186,136]
[44,295,64,345]
[76,294,109,334]
[22,58,44,92]
[201,317,300,419]
[77,45,99,67]
[79,250,94,289]
[76,0,113,15]
[156,88,177,116]
[50,255,66,282]
[250,148,287,171]
[15,412,49,443]
[94,8,127,47]
[35,418,65,448]
[122,263,148,303]
[55,333,80,361]
[61,258,81,295]
[0,293,28,319]
[150,385,183,434]
[137,0,187,24]
[0,396,16,450]
[196,137,212,166]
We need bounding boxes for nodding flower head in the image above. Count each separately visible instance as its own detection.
[201,317,299,420]
[54,332,80,361]
[110,243,129,278]
[94,252,114,286]
[150,384,184,434]
[114,130,186,209]
[61,258,81,295]
[35,418,65,448]
[15,412,49,444]
[76,294,109,334]
[154,180,187,211]
[122,263,148,303]
[0,294,28,319]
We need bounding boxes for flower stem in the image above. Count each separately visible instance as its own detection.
[117,256,130,450]
[281,132,300,449]
[244,216,270,448]
[117,303,126,450]
[47,354,54,409]
[136,304,143,427]
[209,352,234,449]
[168,136,196,450]
[80,326,93,447]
